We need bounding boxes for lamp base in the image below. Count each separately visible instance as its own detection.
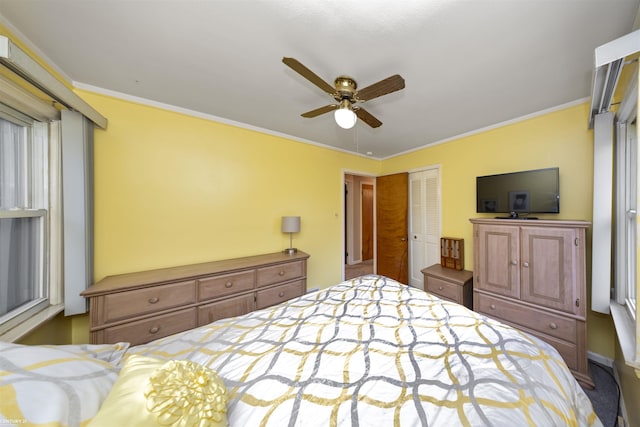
[283,247,298,255]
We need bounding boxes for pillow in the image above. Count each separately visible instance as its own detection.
[44,342,130,365]
[0,341,120,427]
[88,355,228,427]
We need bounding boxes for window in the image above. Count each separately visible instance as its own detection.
[0,107,55,335]
[615,121,637,317]
[0,35,104,340]
[611,76,640,370]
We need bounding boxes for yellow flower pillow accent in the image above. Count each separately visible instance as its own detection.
[88,355,228,427]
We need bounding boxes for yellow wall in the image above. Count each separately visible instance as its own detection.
[382,103,614,358]
[84,90,378,284]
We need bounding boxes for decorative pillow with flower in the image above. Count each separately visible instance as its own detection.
[0,341,124,427]
[88,354,228,427]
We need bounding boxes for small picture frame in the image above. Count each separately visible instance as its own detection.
[509,191,530,212]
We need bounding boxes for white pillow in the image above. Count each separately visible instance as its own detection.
[44,342,129,365]
[0,342,122,427]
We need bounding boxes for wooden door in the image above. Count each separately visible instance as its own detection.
[362,184,374,260]
[376,173,408,283]
[475,223,520,298]
[520,226,579,314]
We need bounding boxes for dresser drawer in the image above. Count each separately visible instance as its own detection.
[198,270,254,301]
[103,280,197,323]
[198,294,255,325]
[256,261,304,288]
[425,276,461,303]
[256,280,304,309]
[476,293,577,343]
[525,328,578,371]
[102,308,197,346]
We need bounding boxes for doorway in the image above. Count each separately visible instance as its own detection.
[344,173,375,279]
[343,168,441,285]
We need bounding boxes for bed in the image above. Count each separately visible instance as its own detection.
[1,275,602,426]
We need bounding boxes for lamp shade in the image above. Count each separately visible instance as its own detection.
[281,216,300,233]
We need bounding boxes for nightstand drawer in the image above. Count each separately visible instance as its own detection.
[425,276,460,303]
[421,264,473,309]
[256,280,303,309]
[103,280,196,323]
[102,308,197,346]
[476,293,577,343]
[256,261,304,287]
[198,270,255,301]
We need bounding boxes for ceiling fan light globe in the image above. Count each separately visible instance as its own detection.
[334,108,357,129]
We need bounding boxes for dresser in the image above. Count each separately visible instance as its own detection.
[421,264,473,309]
[470,218,593,388]
[81,251,310,346]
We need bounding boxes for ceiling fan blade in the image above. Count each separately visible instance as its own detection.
[301,104,338,118]
[355,107,382,128]
[282,57,336,96]
[356,74,405,102]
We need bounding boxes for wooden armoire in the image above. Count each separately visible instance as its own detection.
[470,218,594,388]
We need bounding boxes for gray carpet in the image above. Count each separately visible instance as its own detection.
[583,360,620,427]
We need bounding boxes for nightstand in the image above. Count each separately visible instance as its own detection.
[421,264,473,309]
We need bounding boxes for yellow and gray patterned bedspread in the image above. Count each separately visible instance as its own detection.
[128,275,602,427]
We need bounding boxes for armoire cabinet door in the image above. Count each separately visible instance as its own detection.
[475,224,520,298]
[520,226,579,314]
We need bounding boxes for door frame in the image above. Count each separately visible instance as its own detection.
[342,170,377,280]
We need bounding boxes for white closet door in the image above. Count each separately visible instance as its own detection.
[409,168,441,288]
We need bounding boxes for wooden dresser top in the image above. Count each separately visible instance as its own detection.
[82,251,310,297]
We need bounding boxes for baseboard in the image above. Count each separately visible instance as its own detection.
[587,351,613,367]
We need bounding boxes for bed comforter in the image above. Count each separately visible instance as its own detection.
[125,275,602,427]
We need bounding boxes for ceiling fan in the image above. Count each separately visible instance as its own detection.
[282,57,405,129]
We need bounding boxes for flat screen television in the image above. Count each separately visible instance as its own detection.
[476,167,559,216]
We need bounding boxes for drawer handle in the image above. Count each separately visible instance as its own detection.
[278,270,285,276]
[549,323,558,330]
[148,297,159,304]
[149,326,160,334]
[489,304,496,310]
[278,291,285,298]
[438,286,444,291]
[225,281,233,288]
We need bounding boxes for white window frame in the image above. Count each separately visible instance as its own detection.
[610,62,640,371]
[0,105,64,341]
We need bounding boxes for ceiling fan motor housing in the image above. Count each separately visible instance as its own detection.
[334,76,357,100]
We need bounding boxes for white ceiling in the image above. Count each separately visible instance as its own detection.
[1,0,638,158]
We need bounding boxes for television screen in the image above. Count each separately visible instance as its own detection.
[476,167,559,214]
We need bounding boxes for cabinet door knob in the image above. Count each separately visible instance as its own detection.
[148,297,159,304]
[523,262,529,268]
[278,291,285,298]
[149,326,160,334]
[549,323,558,330]
[490,304,496,310]
[511,260,517,265]
[225,281,233,288]
[279,270,285,276]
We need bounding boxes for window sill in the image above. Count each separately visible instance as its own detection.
[610,301,640,376]
[0,304,64,342]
